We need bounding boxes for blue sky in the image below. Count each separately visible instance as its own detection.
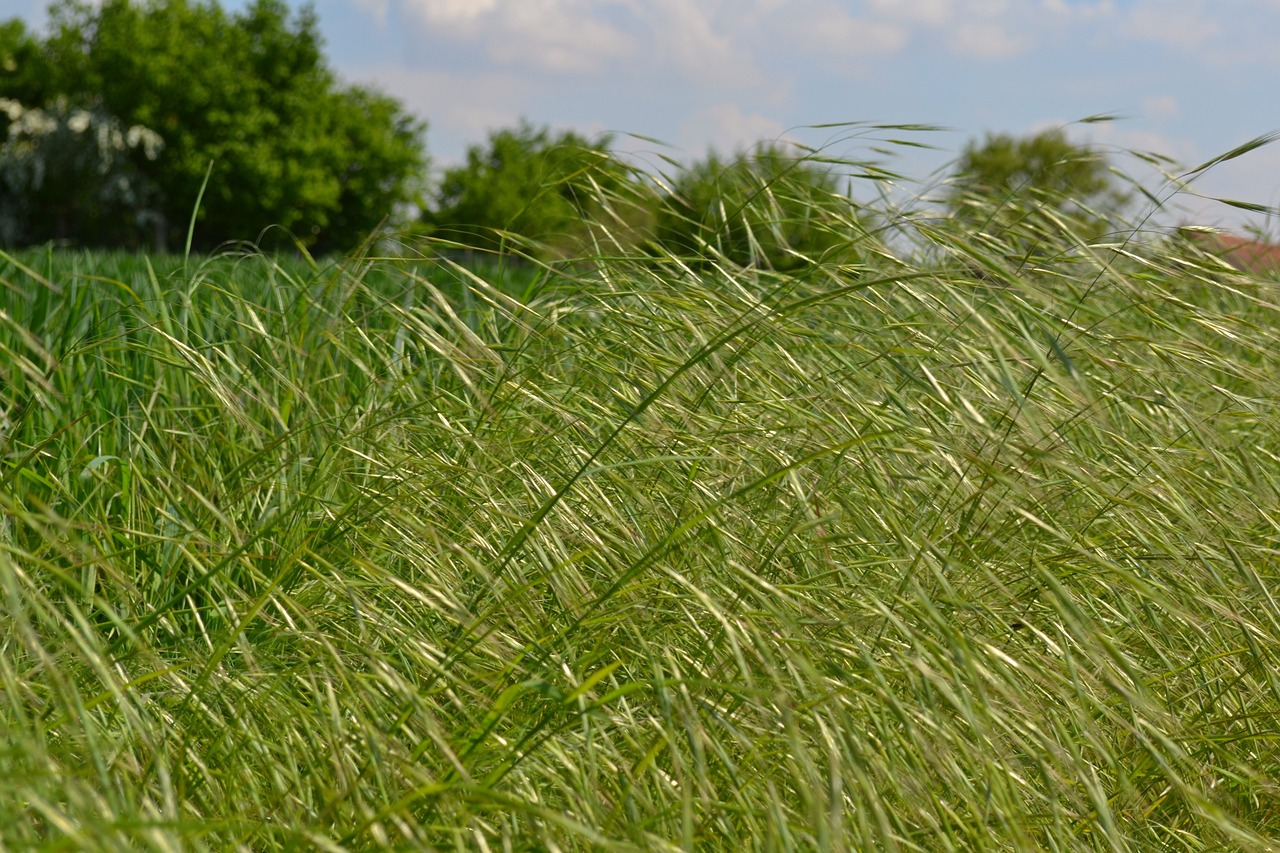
[11,0,1280,230]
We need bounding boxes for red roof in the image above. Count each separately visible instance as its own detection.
[1187,231,1280,274]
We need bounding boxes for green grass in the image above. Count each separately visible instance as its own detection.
[3,170,1280,850]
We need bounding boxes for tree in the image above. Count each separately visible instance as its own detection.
[425,121,637,259]
[0,20,53,106]
[0,97,164,246]
[653,143,870,271]
[17,0,426,252]
[944,129,1129,255]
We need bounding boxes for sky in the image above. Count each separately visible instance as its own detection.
[10,0,1280,231]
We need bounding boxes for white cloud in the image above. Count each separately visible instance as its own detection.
[860,0,1035,59]
[1125,1,1220,49]
[1096,126,1198,168]
[342,65,539,164]
[1143,95,1180,121]
[400,0,637,73]
[782,3,909,60]
[493,5,637,73]
[1041,0,1116,19]
[385,0,782,84]
[645,0,756,86]
[404,0,499,29]
[868,0,954,26]
[949,22,1030,58]
[962,0,1013,17]
[677,103,788,158]
[352,0,391,26]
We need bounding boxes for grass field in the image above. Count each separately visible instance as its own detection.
[3,180,1280,850]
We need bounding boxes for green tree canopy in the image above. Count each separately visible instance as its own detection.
[0,19,52,106]
[425,121,638,259]
[8,0,426,252]
[653,143,870,272]
[944,128,1129,254]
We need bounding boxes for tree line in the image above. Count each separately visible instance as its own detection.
[0,0,1128,260]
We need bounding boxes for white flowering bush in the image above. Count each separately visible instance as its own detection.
[0,98,164,247]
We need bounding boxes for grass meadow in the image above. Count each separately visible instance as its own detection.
[3,162,1280,849]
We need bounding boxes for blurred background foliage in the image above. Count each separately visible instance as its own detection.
[1,0,1137,262]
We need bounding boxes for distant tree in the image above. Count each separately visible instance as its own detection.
[425,121,637,258]
[0,97,164,247]
[653,143,870,271]
[18,0,426,252]
[944,129,1129,254]
[0,20,52,106]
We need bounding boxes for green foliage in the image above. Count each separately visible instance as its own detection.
[0,19,51,105]
[426,121,637,258]
[945,128,1130,257]
[0,97,164,247]
[20,0,426,252]
[654,143,871,271]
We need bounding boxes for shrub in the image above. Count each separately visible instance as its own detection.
[0,97,163,247]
